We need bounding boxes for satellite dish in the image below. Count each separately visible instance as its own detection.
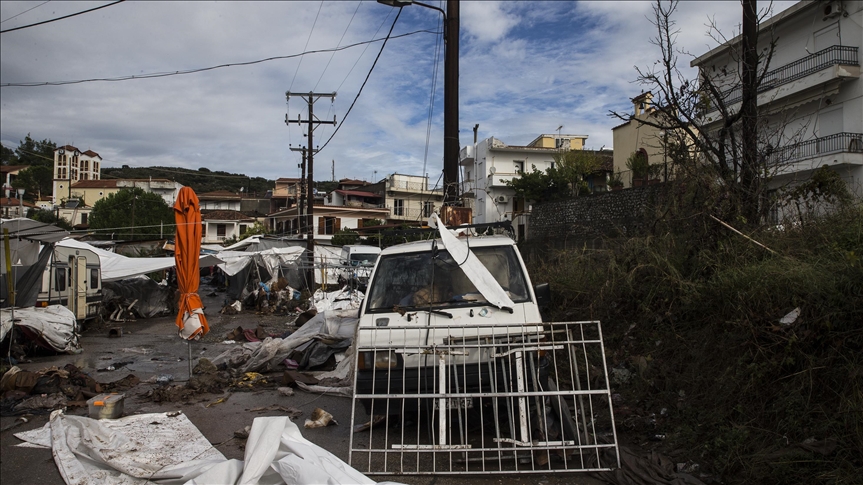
[489,167,497,175]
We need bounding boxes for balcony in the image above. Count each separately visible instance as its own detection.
[769,132,863,170]
[704,46,859,120]
[386,206,432,220]
[459,145,474,165]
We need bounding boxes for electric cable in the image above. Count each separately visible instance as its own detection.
[1,0,125,34]
[1,1,51,24]
[289,0,324,92]
[315,7,402,155]
[313,1,361,92]
[2,29,438,88]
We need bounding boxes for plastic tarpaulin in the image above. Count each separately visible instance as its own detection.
[432,213,514,309]
[216,247,305,278]
[57,239,222,282]
[0,305,80,353]
[174,187,208,340]
[15,411,401,485]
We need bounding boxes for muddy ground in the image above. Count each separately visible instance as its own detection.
[0,286,604,485]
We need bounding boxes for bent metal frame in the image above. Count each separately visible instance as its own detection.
[349,321,620,475]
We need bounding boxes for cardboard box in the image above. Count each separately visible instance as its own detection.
[87,393,125,419]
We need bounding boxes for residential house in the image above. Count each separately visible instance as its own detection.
[1,197,35,218]
[362,173,445,225]
[691,0,862,219]
[611,92,672,187]
[198,190,256,244]
[69,179,183,208]
[325,178,383,210]
[53,145,101,205]
[267,205,389,242]
[56,198,91,228]
[1,165,28,194]
[269,178,302,214]
[460,135,608,241]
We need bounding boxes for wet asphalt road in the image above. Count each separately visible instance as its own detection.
[1,288,604,485]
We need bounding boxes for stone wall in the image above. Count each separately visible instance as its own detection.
[528,184,666,248]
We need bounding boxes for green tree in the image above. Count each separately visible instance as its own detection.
[1,144,15,165]
[12,134,55,167]
[239,221,269,240]
[89,187,174,240]
[29,208,73,230]
[331,227,360,246]
[553,150,602,196]
[14,164,53,198]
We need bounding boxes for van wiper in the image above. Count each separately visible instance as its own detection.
[394,305,453,319]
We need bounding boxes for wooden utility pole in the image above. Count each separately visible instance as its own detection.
[741,0,758,222]
[443,0,460,206]
[285,92,336,290]
[289,146,307,234]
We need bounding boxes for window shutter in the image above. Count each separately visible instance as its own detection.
[318,217,325,235]
[335,218,341,231]
[357,219,364,228]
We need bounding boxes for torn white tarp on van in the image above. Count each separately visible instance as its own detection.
[0,305,80,353]
[1,218,69,308]
[56,239,222,281]
[432,213,514,309]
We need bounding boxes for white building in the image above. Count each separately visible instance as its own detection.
[460,135,590,241]
[692,0,862,218]
[364,174,445,225]
[53,145,101,205]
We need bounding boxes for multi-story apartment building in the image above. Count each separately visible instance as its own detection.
[53,145,101,204]
[460,134,606,241]
[364,173,445,225]
[691,0,862,218]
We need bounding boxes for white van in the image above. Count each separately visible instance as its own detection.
[354,233,552,415]
[338,245,381,289]
[36,245,102,321]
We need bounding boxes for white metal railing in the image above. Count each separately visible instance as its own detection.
[350,321,619,475]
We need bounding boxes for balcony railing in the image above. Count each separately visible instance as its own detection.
[769,132,863,166]
[386,206,432,220]
[718,46,858,106]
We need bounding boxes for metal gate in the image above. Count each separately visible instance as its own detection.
[349,321,620,475]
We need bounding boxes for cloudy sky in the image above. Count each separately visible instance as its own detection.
[1,0,796,188]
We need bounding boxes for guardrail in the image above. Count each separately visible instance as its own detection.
[769,132,863,166]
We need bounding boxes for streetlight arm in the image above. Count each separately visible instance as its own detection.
[377,0,445,19]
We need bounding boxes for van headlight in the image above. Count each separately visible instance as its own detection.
[358,350,401,370]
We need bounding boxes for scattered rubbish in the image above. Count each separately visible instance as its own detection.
[249,405,303,419]
[295,309,318,326]
[206,395,231,407]
[295,382,353,398]
[649,434,666,441]
[277,387,295,397]
[13,393,67,413]
[96,361,132,373]
[676,462,700,473]
[119,347,153,355]
[232,372,270,390]
[611,366,633,385]
[108,327,123,338]
[779,307,801,326]
[87,393,125,420]
[283,370,318,387]
[234,425,251,439]
[193,358,218,375]
[353,415,386,433]
[156,374,174,386]
[283,358,299,370]
[0,416,30,432]
[304,407,338,428]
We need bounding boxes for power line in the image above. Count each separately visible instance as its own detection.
[313,1,361,92]
[289,0,324,93]
[1,1,51,24]
[316,7,403,155]
[1,29,438,88]
[0,0,125,34]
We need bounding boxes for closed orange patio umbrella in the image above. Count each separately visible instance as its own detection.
[174,187,209,340]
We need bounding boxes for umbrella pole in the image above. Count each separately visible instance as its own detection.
[188,340,192,379]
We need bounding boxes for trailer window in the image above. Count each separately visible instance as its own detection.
[54,266,68,291]
[90,268,99,289]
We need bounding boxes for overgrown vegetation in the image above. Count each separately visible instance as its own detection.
[526,203,862,484]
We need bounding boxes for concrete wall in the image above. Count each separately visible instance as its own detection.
[528,184,665,246]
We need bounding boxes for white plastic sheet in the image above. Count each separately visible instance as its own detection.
[0,305,80,353]
[15,411,400,485]
[57,239,222,282]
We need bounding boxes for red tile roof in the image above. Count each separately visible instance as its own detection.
[198,190,241,199]
[335,189,381,198]
[201,210,255,221]
[82,150,101,158]
[71,180,117,188]
[1,197,37,207]
[57,145,80,152]
[1,165,29,174]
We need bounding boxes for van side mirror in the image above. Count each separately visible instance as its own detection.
[534,282,551,313]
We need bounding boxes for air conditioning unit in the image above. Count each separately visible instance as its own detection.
[823,2,844,20]
[496,195,509,204]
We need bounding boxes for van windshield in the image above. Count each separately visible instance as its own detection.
[365,245,530,312]
[349,253,378,266]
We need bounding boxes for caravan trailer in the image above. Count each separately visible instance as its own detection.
[36,244,102,321]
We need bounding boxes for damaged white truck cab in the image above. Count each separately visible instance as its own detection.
[354,227,552,416]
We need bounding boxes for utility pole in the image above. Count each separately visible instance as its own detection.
[285,91,336,290]
[443,0,460,206]
[290,146,307,234]
[741,0,758,222]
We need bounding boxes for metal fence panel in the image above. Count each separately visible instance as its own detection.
[349,321,620,475]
